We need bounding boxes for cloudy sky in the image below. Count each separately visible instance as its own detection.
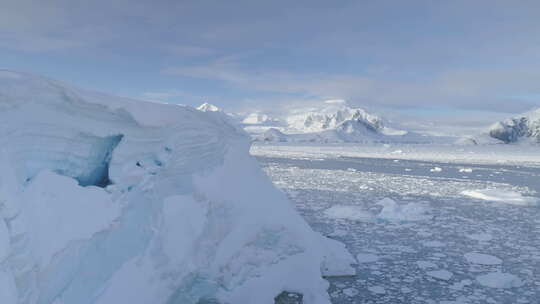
[1,0,539,134]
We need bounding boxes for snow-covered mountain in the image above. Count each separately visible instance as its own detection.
[286,101,385,134]
[467,108,540,145]
[254,100,432,143]
[0,70,354,304]
[486,108,540,144]
[196,102,221,112]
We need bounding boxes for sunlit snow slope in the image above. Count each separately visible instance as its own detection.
[0,70,354,304]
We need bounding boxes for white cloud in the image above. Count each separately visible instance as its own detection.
[162,58,540,113]
[163,45,215,57]
[2,0,540,120]
[140,90,193,103]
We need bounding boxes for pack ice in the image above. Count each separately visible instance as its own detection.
[0,71,355,304]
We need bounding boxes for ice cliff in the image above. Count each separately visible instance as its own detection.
[0,70,355,304]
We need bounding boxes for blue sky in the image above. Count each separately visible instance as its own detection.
[1,0,540,133]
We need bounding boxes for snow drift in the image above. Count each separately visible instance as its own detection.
[0,70,354,304]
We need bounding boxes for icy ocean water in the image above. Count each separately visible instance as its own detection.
[254,148,540,304]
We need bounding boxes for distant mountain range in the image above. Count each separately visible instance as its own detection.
[254,101,429,143]
[196,102,540,145]
[197,101,439,144]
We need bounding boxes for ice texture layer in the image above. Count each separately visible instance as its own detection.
[0,71,354,304]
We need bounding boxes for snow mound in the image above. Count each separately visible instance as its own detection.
[476,272,524,289]
[0,70,354,304]
[461,189,539,206]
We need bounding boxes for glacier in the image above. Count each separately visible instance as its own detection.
[0,71,355,304]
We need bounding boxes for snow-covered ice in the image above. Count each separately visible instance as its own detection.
[461,189,539,206]
[464,253,502,265]
[323,205,373,222]
[426,270,453,281]
[0,71,355,304]
[422,240,445,248]
[476,272,524,289]
[341,287,358,297]
[449,279,473,291]
[367,286,386,294]
[466,233,493,242]
[324,198,432,223]
[356,253,379,263]
[416,261,438,269]
[377,198,432,222]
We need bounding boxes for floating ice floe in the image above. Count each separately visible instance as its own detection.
[464,252,502,265]
[422,240,445,248]
[342,287,359,297]
[356,253,379,263]
[367,286,386,294]
[476,272,524,288]
[377,198,432,222]
[426,270,453,281]
[466,233,493,242]
[416,261,437,269]
[462,189,539,206]
[323,205,373,221]
[449,279,473,291]
[324,198,432,223]
[430,167,443,172]
[459,168,473,173]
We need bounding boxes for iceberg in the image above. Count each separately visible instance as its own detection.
[0,71,354,304]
